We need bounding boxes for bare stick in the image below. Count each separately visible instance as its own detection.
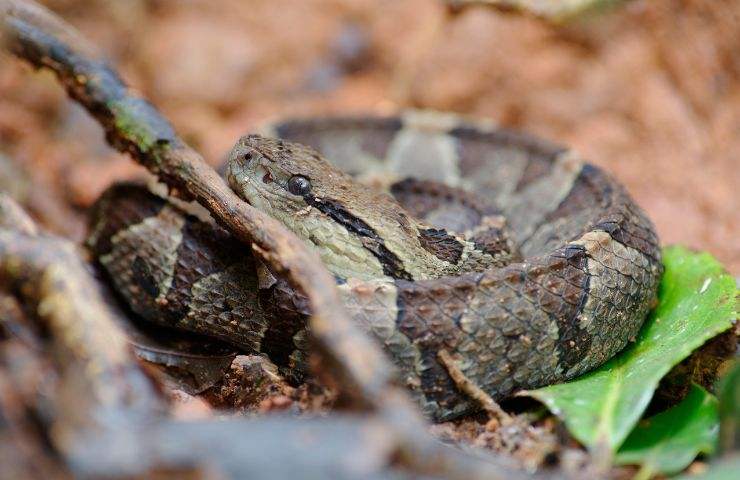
[444,0,623,21]
[0,0,395,409]
[0,193,165,470]
[438,350,514,424]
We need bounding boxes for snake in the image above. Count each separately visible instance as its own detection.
[87,110,663,421]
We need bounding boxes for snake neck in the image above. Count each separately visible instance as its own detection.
[227,134,513,282]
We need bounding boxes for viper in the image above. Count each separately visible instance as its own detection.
[88,111,662,421]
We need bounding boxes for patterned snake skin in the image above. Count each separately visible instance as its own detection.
[88,111,662,421]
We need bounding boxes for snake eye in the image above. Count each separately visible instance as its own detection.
[287,175,311,196]
[242,151,255,163]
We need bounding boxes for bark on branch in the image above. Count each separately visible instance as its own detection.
[1,0,394,410]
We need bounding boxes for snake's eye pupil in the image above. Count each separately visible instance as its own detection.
[287,175,311,196]
[243,151,254,163]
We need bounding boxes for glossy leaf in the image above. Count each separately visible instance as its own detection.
[615,384,718,476]
[524,246,737,452]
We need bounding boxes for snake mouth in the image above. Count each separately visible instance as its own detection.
[227,161,261,207]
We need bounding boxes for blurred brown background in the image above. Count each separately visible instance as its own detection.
[1,0,738,271]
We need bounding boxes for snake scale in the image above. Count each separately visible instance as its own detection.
[88,111,662,421]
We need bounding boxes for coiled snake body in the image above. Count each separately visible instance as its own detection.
[89,111,662,421]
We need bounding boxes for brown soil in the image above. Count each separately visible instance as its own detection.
[1,0,737,272]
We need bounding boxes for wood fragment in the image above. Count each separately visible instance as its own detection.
[439,349,514,424]
[0,0,394,412]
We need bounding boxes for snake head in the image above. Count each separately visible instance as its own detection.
[228,134,323,214]
[227,134,425,280]
[227,134,408,221]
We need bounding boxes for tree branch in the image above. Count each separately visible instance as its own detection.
[1,0,394,410]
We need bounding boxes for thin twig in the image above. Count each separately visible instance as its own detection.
[444,0,627,22]
[0,0,394,410]
[438,349,514,424]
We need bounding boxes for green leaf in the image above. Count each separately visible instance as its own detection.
[674,456,740,480]
[615,384,718,477]
[717,360,740,454]
[523,246,737,453]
